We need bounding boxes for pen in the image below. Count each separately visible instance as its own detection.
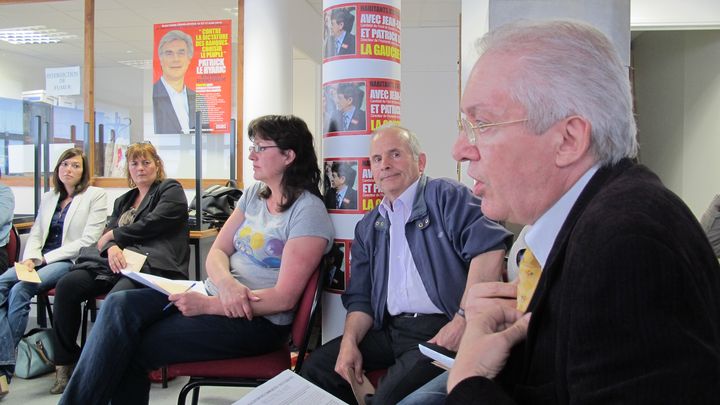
[162,282,197,312]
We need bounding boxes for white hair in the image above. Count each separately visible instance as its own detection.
[477,19,638,165]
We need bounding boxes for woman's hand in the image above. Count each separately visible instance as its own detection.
[169,292,219,317]
[107,245,126,273]
[20,259,36,270]
[97,230,115,250]
[216,279,260,319]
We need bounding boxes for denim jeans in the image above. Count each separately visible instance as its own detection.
[397,371,448,405]
[59,288,290,405]
[0,260,72,371]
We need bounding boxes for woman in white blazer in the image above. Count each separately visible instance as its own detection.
[0,148,107,394]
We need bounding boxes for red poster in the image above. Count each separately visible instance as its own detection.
[323,78,400,137]
[323,3,401,63]
[153,20,232,135]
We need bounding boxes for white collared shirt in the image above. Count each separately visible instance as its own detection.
[160,76,190,134]
[336,185,347,208]
[525,165,599,268]
[380,179,443,315]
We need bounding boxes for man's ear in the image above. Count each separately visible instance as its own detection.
[418,152,427,173]
[555,115,591,168]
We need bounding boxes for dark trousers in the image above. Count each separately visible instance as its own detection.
[59,288,290,405]
[301,314,448,405]
[51,269,140,365]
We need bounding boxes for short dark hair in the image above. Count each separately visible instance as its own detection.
[332,161,356,188]
[248,115,322,211]
[53,148,90,200]
[331,8,355,32]
[337,83,364,108]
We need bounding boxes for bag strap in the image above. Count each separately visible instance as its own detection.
[32,340,54,367]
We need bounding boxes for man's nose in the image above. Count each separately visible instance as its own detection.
[452,134,480,162]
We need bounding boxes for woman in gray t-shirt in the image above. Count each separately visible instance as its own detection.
[60,115,335,405]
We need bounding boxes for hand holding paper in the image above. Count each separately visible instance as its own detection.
[15,262,41,284]
[121,249,147,273]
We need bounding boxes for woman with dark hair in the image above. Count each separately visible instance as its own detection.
[50,142,189,395]
[60,115,334,405]
[0,148,106,395]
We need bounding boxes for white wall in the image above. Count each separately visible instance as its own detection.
[401,26,460,180]
[634,30,720,217]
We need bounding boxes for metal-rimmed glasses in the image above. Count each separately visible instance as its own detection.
[248,144,280,153]
[457,117,528,144]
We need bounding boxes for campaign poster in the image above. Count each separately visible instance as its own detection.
[325,240,351,293]
[153,20,231,135]
[358,158,383,212]
[323,158,363,214]
[323,3,400,63]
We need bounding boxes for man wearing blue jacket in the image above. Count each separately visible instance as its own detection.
[301,124,511,404]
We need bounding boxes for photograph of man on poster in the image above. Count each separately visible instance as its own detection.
[324,7,356,58]
[153,30,205,134]
[331,83,366,132]
[324,161,358,210]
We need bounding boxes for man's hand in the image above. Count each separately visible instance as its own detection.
[428,314,466,351]
[447,305,530,392]
[464,281,519,314]
[335,338,365,385]
[217,279,260,319]
[107,245,126,273]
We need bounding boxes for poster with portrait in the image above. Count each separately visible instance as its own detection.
[323,78,400,137]
[325,240,351,293]
[323,158,362,213]
[323,3,400,63]
[153,20,231,135]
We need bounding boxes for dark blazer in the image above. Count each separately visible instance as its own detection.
[332,108,366,132]
[336,32,356,55]
[152,80,199,134]
[104,179,189,279]
[448,159,720,404]
[338,188,357,210]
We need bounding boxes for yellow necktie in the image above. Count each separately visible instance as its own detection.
[516,249,542,313]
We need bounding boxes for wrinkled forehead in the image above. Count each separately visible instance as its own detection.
[462,52,522,118]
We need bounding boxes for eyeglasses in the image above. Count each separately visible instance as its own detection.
[248,144,280,153]
[457,117,528,144]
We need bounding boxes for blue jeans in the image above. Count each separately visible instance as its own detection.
[398,371,448,405]
[59,288,290,405]
[0,261,72,371]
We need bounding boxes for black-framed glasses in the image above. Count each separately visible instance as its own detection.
[457,117,528,144]
[248,144,279,153]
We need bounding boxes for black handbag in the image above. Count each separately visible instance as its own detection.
[188,184,243,228]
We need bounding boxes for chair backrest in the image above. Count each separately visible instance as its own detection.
[6,225,20,266]
[290,252,331,373]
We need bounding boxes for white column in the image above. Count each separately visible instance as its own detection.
[243,0,293,187]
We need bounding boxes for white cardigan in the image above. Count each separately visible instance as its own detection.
[22,186,108,265]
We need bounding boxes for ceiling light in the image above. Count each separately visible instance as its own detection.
[0,25,75,45]
[117,59,152,70]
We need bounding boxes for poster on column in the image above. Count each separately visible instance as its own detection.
[323,78,400,136]
[323,158,363,213]
[358,158,383,211]
[153,20,232,135]
[325,240,352,293]
[323,3,401,63]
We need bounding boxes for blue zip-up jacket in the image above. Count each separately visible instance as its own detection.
[342,175,512,330]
